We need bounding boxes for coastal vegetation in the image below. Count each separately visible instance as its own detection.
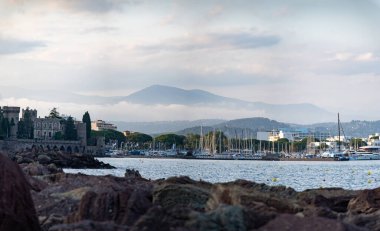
[0,111,11,139]
[91,129,126,147]
[82,111,91,144]
[154,133,186,149]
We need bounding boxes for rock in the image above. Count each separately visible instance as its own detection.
[258,214,363,231]
[348,188,380,214]
[47,163,63,174]
[49,220,129,231]
[130,206,191,231]
[125,169,142,178]
[62,175,153,227]
[344,210,380,231]
[23,162,46,176]
[0,153,41,231]
[207,182,301,214]
[298,188,357,213]
[186,205,246,231]
[19,156,35,164]
[153,183,210,212]
[15,150,116,169]
[39,214,65,231]
[38,154,52,164]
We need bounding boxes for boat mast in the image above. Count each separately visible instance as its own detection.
[200,126,203,152]
[219,130,222,154]
[338,113,341,152]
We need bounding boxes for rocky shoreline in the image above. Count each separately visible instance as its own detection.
[1,153,380,231]
[11,150,115,169]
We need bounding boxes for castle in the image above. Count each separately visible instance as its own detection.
[0,106,104,155]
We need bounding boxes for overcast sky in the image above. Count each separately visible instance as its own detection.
[1,0,380,122]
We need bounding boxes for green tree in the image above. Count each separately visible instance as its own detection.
[82,111,91,142]
[126,132,153,143]
[0,112,4,139]
[91,129,126,148]
[64,116,78,140]
[184,133,201,150]
[48,107,62,119]
[1,118,10,138]
[53,131,64,140]
[17,107,34,139]
[155,134,186,149]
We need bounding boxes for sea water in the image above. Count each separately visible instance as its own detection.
[64,158,380,191]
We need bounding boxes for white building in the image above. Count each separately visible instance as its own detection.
[257,130,279,141]
[257,128,330,142]
[91,120,117,131]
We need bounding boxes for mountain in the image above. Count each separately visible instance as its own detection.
[124,85,334,124]
[1,84,335,124]
[124,85,235,105]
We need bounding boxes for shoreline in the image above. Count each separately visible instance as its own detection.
[98,155,338,162]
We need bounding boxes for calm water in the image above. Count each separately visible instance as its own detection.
[64,158,380,191]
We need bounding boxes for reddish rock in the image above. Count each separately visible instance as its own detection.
[0,153,41,231]
[348,188,380,214]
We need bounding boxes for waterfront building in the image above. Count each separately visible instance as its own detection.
[257,128,330,142]
[91,120,117,131]
[123,130,132,136]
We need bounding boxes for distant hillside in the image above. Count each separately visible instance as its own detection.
[175,118,380,138]
[303,120,380,137]
[176,117,290,138]
[112,119,225,134]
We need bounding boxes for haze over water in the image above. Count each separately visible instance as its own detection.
[64,158,380,191]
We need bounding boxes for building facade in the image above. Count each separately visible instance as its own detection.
[91,120,117,131]
[34,118,63,140]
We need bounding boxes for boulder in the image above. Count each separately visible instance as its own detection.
[348,188,380,214]
[0,153,41,231]
[37,154,51,165]
[258,214,363,231]
[49,220,129,231]
[125,169,142,178]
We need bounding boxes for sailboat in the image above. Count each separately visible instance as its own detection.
[332,113,350,161]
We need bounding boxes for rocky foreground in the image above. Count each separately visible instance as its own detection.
[2,153,380,231]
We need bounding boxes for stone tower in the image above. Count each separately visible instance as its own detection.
[1,106,20,139]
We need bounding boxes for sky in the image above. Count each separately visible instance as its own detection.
[0,0,380,123]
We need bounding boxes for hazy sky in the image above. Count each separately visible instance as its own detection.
[1,0,380,122]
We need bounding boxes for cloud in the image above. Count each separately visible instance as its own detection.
[82,26,118,34]
[61,0,128,13]
[317,52,380,75]
[333,52,353,61]
[1,0,140,14]
[330,52,378,62]
[0,37,45,55]
[139,32,280,53]
[208,5,224,17]
[355,52,375,61]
